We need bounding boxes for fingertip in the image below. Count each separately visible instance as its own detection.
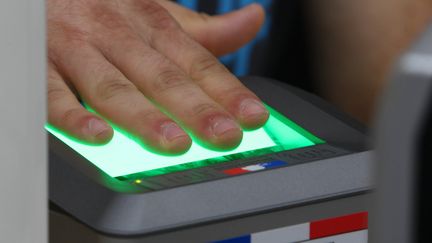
[162,135,192,155]
[240,111,269,130]
[244,3,266,27]
[160,122,192,155]
[207,117,243,151]
[232,3,266,35]
[212,127,243,151]
[238,99,270,130]
[192,2,266,56]
[86,118,114,144]
[49,109,113,145]
[92,127,114,145]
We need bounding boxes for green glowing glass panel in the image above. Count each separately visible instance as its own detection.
[46,106,324,178]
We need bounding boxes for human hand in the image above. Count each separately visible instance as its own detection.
[47,0,267,154]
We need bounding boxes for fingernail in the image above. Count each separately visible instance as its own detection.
[88,118,110,137]
[162,122,187,142]
[240,99,268,119]
[211,117,240,137]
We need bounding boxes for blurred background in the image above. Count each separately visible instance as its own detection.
[176,0,432,124]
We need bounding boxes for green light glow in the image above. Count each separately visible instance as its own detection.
[46,106,324,178]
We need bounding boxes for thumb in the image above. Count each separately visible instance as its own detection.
[158,1,265,56]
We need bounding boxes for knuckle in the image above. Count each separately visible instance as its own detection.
[59,107,83,125]
[96,79,137,101]
[190,56,224,79]
[47,85,68,103]
[48,20,90,45]
[153,69,189,94]
[189,103,219,118]
[218,86,250,101]
[135,0,178,30]
[90,3,128,31]
[197,12,211,23]
[134,109,163,123]
[151,11,177,31]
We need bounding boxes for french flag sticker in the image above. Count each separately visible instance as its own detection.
[223,161,287,176]
[213,212,368,243]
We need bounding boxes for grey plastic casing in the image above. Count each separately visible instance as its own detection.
[49,77,372,236]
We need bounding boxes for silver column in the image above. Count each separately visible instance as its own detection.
[0,0,47,242]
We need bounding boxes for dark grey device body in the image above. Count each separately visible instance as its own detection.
[49,77,373,241]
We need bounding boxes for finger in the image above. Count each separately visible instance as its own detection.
[157,34,269,130]
[47,63,113,144]
[51,42,191,154]
[157,1,265,56]
[137,13,269,130]
[92,27,243,150]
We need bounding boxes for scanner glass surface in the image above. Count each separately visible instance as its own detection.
[46,106,323,178]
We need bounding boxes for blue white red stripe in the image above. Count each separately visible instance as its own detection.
[223,161,288,175]
[213,212,368,243]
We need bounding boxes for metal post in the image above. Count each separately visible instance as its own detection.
[0,0,47,242]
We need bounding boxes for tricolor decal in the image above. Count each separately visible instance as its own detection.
[213,235,250,243]
[213,212,368,243]
[223,161,287,176]
[310,212,368,239]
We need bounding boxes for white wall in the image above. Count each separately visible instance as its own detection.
[0,0,47,242]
